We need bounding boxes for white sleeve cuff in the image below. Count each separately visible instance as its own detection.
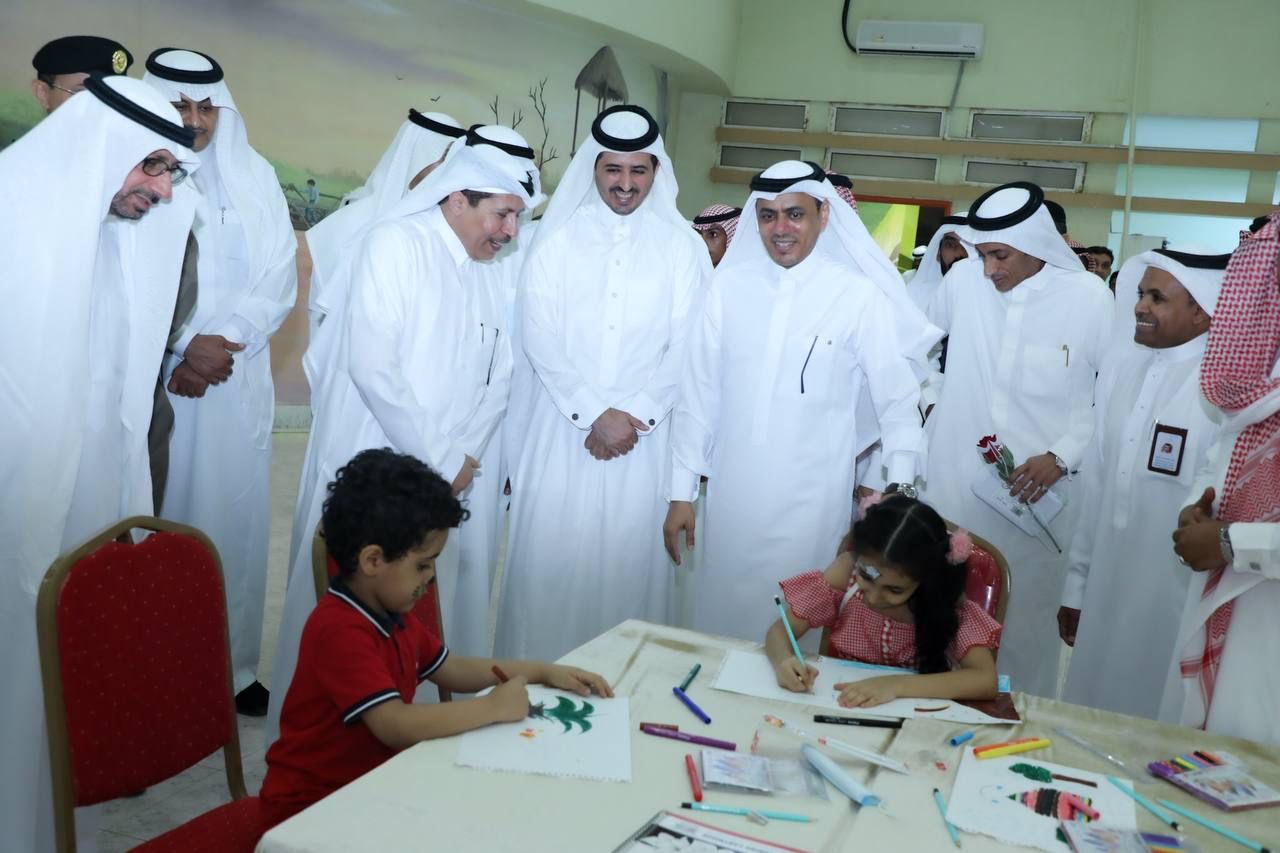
[669,467,701,504]
[1230,522,1280,579]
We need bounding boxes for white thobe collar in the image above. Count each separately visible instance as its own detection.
[770,242,826,285]
[424,205,472,271]
[1145,331,1208,366]
[587,192,644,242]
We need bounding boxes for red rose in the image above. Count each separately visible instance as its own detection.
[980,446,999,464]
[977,434,1000,464]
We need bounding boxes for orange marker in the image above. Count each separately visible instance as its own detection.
[492,665,510,683]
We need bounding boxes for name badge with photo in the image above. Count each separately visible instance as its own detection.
[1148,423,1188,476]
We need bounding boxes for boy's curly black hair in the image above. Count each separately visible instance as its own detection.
[322,448,469,577]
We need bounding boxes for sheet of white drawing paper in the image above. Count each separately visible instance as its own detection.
[945,747,1136,853]
[455,686,632,782]
[711,649,1010,725]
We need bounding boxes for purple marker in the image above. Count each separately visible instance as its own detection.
[640,724,736,751]
[672,685,712,724]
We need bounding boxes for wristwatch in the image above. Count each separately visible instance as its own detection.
[887,482,918,499]
[1219,524,1235,566]
[1050,453,1068,476]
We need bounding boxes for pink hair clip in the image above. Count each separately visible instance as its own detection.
[856,490,884,520]
[947,529,973,565]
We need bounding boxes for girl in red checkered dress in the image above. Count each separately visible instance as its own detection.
[765,493,1000,708]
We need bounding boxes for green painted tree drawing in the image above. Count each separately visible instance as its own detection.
[531,696,595,733]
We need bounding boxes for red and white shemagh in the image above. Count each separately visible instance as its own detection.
[691,203,740,245]
[1182,211,1280,722]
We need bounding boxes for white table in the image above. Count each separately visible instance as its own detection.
[258,620,1280,852]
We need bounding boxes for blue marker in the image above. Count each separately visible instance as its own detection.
[949,731,975,747]
[672,685,711,724]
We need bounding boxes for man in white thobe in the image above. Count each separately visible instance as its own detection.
[291,109,465,575]
[906,214,969,316]
[1058,247,1228,720]
[304,108,465,336]
[919,181,1113,699]
[1167,211,1280,746]
[0,75,196,853]
[664,160,938,641]
[144,48,298,716]
[495,105,708,661]
[265,125,542,747]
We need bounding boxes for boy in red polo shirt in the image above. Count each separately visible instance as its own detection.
[260,448,612,826]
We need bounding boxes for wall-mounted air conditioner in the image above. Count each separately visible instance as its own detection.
[854,21,984,60]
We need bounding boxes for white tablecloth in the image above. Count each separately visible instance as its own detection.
[257,620,1280,853]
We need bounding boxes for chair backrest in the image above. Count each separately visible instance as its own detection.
[310,525,451,701]
[37,516,246,853]
[964,529,1011,625]
[816,524,1011,657]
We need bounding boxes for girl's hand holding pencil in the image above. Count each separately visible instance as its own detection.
[774,657,818,693]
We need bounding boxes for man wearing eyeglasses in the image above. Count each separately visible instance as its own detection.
[30,34,133,114]
[144,48,298,718]
[1,73,197,853]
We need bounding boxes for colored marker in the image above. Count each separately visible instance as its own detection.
[774,595,808,669]
[640,723,735,751]
[932,788,962,848]
[638,722,678,731]
[1194,750,1223,766]
[949,731,975,747]
[1158,799,1271,853]
[681,802,812,823]
[672,685,712,724]
[763,714,908,773]
[491,665,509,683]
[678,663,702,692]
[973,737,1051,760]
[1172,756,1198,771]
[684,753,703,802]
[1106,776,1181,832]
[814,714,902,729]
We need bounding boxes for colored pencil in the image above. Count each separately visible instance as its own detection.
[1106,776,1181,832]
[813,714,903,729]
[491,664,509,683]
[774,595,807,667]
[639,723,735,751]
[680,802,812,823]
[672,685,712,724]
[678,663,702,692]
[932,788,962,848]
[1158,799,1271,853]
[684,753,702,802]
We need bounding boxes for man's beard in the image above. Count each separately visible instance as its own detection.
[109,188,160,220]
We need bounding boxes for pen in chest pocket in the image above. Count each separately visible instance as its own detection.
[1062,344,1070,367]
[480,323,501,385]
[800,335,817,394]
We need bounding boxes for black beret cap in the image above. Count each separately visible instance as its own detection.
[33,35,133,77]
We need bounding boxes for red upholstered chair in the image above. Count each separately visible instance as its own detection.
[817,523,1011,657]
[36,516,268,853]
[964,529,1011,625]
[310,525,452,701]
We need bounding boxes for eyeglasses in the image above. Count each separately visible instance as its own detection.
[140,156,189,186]
[47,82,85,97]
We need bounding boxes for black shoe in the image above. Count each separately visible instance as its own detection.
[235,681,269,717]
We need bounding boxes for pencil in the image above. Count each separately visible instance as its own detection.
[491,665,509,683]
[1158,799,1271,853]
[1111,773,1177,824]
[932,788,962,848]
[774,595,807,667]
